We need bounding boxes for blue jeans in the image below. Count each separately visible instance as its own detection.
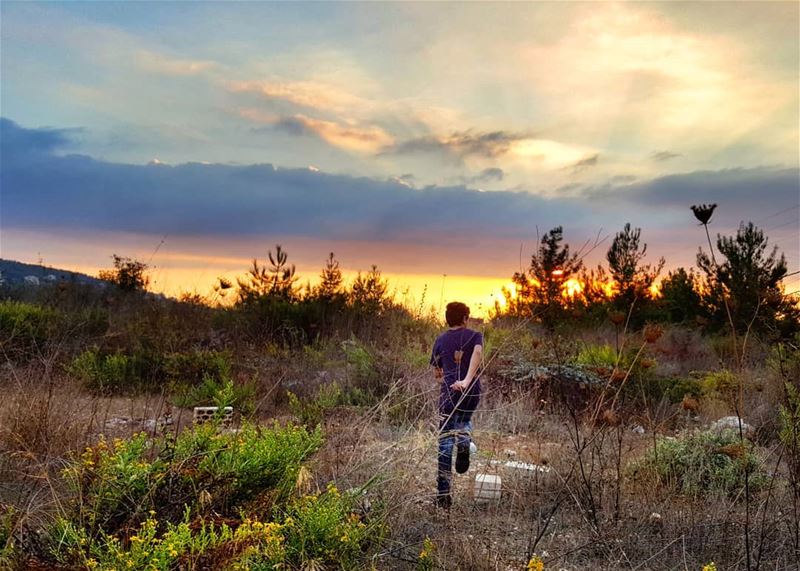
[437,410,473,496]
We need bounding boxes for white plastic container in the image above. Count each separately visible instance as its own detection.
[474,473,502,502]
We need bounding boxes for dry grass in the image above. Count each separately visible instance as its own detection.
[1,322,798,570]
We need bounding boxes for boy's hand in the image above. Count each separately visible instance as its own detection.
[450,379,471,391]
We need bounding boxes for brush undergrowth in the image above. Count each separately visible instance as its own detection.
[34,421,383,570]
[629,428,766,497]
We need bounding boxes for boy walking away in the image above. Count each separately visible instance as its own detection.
[430,301,483,509]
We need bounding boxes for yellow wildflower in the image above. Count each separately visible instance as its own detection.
[702,564,717,571]
[527,555,544,571]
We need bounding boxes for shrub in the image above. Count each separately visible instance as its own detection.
[661,377,704,403]
[629,429,765,496]
[68,348,233,395]
[163,349,231,386]
[768,334,800,384]
[58,421,323,540]
[279,484,380,568]
[343,338,377,386]
[575,343,620,369]
[288,383,373,427]
[51,509,286,570]
[0,504,18,567]
[700,369,738,399]
[0,300,61,358]
[68,349,135,393]
[61,433,166,533]
[51,487,380,570]
[48,423,384,570]
[779,383,800,449]
[173,376,256,413]
[68,348,164,393]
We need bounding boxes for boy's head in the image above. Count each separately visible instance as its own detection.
[445,302,470,327]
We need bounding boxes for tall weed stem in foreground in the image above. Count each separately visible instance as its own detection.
[693,203,752,569]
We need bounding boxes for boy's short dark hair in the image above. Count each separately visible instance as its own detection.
[445,302,470,326]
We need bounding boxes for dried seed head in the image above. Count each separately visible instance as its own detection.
[609,311,626,326]
[644,324,663,343]
[691,203,717,225]
[601,408,621,426]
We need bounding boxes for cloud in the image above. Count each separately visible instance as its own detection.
[244,111,394,153]
[472,167,505,183]
[651,150,681,162]
[388,130,531,159]
[1,118,587,243]
[135,50,218,76]
[569,153,600,173]
[229,79,370,115]
[3,118,795,256]
[0,117,80,156]
[619,167,799,213]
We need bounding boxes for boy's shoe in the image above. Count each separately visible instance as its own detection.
[455,441,471,474]
[436,493,452,510]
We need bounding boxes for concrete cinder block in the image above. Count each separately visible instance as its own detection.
[474,473,502,502]
[193,406,233,426]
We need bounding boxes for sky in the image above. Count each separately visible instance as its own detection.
[1,1,798,314]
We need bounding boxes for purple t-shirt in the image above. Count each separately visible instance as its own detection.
[430,327,483,414]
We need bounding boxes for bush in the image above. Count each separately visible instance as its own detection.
[58,422,322,540]
[69,348,233,395]
[51,486,380,570]
[68,348,163,393]
[342,338,378,386]
[629,429,765,496]
[279,484,380,568]
[779,383,800,449]
[0,504,18,567]
[173,375,256,414]
[700,369,738,399]
[575,343,621,368]
[48,423,383,570]
[661,377,703,403]
[288,382,372,427]
[163,349,231,386]
[0,300,61,359]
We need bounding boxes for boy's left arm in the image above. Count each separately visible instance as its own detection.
[430,342,444,382]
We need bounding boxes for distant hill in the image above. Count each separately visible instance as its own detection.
[0,259,106,288]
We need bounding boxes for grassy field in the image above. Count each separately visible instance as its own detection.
[1,279,799,571]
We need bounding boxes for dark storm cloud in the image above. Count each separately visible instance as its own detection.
[606,167,800,234]
[0,118,585,243]
[3,119,796,247]
[386,130,529,159]
[0,118,81,156]
[620,167,799,210]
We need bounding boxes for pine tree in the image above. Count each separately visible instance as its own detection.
[697,222,794,333]
[659,267,703,323]
[316,252,343,300]
[237,244,297,303]
[606,223,664,308]
[350,265,389,314]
